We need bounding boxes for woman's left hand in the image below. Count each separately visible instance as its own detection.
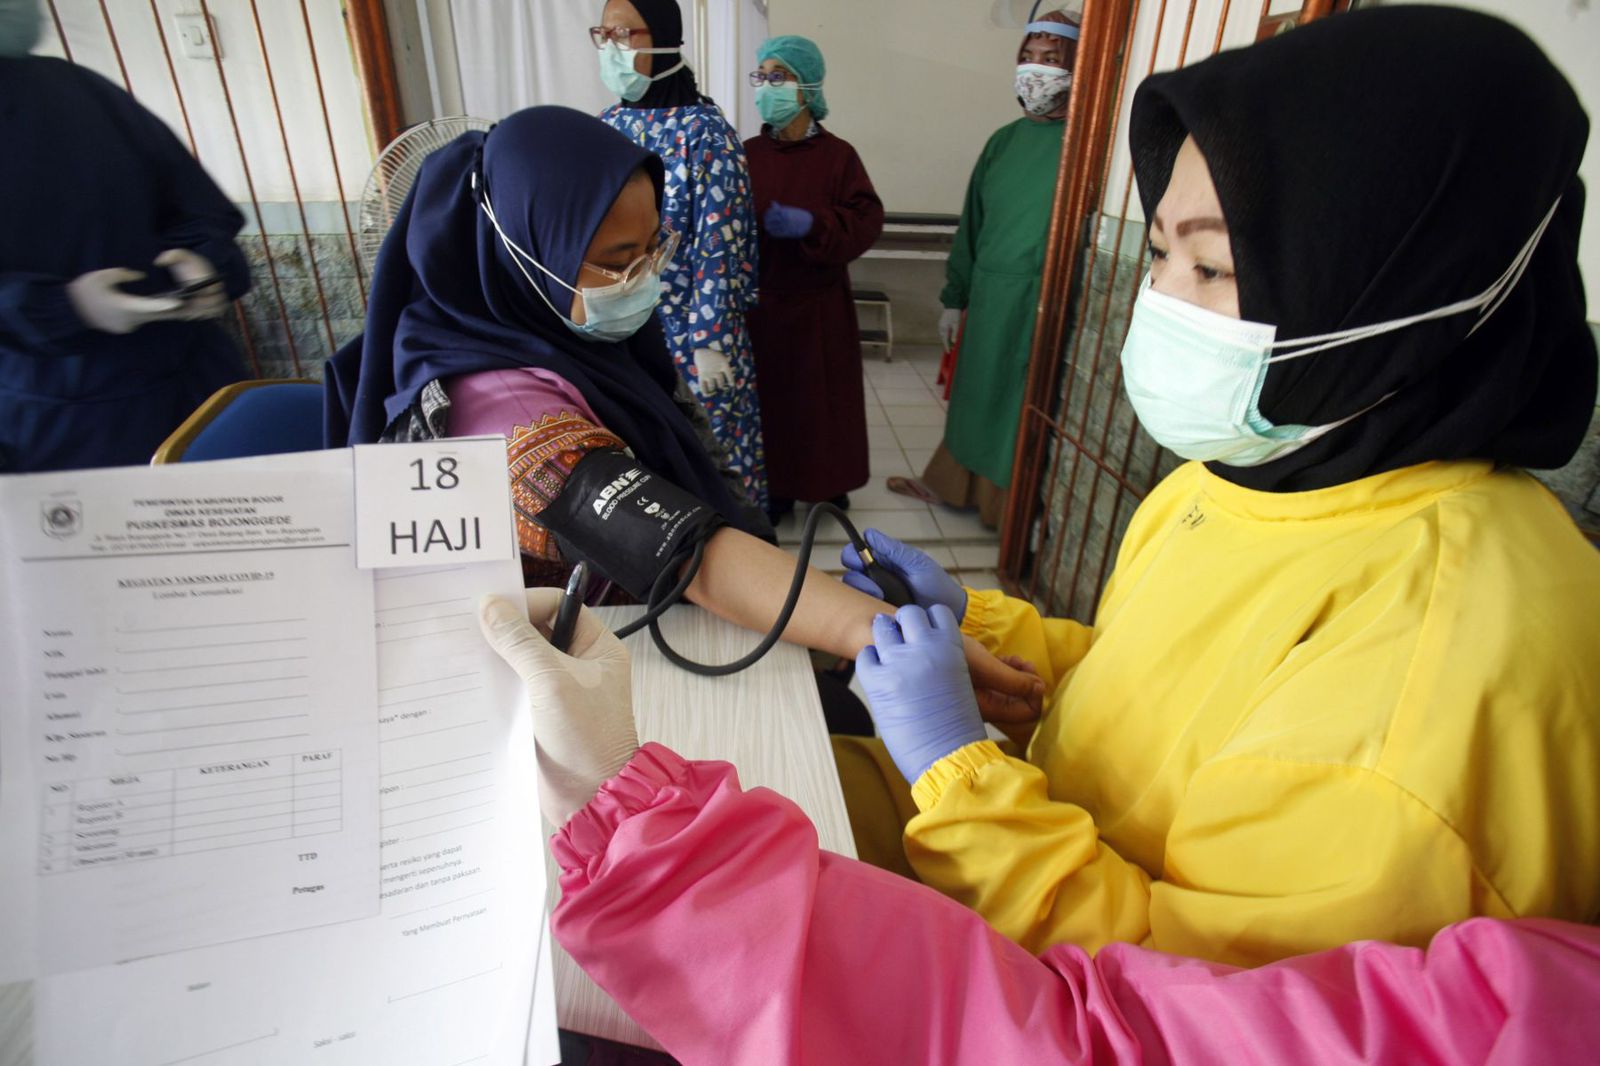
[154,247,229,320]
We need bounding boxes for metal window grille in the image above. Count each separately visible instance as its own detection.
[40,0,403,378]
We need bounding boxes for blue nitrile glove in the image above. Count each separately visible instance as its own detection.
[841,528,967,621]
[856,605,987,784]
[764,201,814,239]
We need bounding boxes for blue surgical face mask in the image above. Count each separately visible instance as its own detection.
[562,270,662,342]
[1119,198,1561,467]
[478,183,665,343]
[755,82,806,128]
[0,0,41,57]
[598,41,684,103]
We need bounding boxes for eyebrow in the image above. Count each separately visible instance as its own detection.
[1177,216,1227,237]
[595,239,644,257]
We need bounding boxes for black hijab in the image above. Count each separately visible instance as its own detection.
[1129,5,1594,492]
[617,0,705,109]
[323,106,748,528]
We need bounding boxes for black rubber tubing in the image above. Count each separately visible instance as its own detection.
[609,502,902,676]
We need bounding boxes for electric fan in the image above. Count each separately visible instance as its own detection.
[356,116,493,277]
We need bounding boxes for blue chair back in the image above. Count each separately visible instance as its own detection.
[157,381,325,463]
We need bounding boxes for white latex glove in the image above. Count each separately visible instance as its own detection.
[154,247,229,321]
[693,344,736,396]
[478,589,640,828]
[938,307,963,353]
[65,268,183,335]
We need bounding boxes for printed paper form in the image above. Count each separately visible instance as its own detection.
[0,453,380,978]
[369,562,555,1065]
[32,560,558,1065]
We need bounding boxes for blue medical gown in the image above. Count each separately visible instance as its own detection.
[0,56,250,472]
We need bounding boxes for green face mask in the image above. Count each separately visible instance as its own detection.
[1119,197,1559,466]
[598,41,683,103]
[755,83,805,128]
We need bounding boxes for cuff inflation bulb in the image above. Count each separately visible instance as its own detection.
[855,544,913,608]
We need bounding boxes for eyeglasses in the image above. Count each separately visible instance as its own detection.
[589,25,647,49]
[582,228,681,288]
[748,69,797,87]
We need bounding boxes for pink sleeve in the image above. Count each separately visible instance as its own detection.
[551,744,1600,1066]
[443,367,600,437]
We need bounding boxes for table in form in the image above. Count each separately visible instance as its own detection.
[39,749,344,874]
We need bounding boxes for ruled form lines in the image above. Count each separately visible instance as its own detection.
[39,750,345,873]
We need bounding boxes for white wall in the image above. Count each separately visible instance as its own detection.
[1400,0,1599,321]
[36,0,373,208]
[765,0,1056,215]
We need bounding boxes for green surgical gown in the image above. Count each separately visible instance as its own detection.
[940,116,1065,487]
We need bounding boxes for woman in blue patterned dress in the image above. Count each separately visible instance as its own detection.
[593,0,767,510]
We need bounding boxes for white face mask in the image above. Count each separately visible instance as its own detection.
[1015,63,1072,115]
[1119,198,1561,467]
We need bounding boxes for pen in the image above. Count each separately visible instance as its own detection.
[550,561,587,654]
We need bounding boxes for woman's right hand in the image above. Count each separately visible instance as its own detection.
[841,529,968,620]
[857,606,989,784]
[479,590,639,827]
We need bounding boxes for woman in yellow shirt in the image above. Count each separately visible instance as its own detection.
[837,5,1600,967]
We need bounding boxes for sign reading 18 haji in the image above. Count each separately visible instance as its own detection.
[351,437,516,570]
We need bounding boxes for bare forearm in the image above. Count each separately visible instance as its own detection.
[685,528,879,658]
[685,529,1044,711]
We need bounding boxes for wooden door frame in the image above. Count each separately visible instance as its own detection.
[346,0,406,152]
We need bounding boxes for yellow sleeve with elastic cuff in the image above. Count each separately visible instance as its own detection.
[906,740,1152,956]
[904,742,1509,965]
[960,588,1093,692]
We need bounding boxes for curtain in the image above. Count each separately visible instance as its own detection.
[449,0,768,131]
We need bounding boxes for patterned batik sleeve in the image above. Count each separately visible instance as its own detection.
[687,112,760,347]
[507,412,627,561]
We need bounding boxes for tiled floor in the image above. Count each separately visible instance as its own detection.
[771,344,1003,593]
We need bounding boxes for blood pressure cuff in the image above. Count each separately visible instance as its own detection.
[533,449,725,600]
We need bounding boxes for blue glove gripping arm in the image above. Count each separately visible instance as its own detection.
[855,605,987,784]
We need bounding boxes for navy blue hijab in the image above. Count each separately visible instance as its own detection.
[325,106,747,525]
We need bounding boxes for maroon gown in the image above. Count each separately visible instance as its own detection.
[743,126,884,502]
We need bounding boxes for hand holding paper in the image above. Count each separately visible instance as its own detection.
[479,591,639,827]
